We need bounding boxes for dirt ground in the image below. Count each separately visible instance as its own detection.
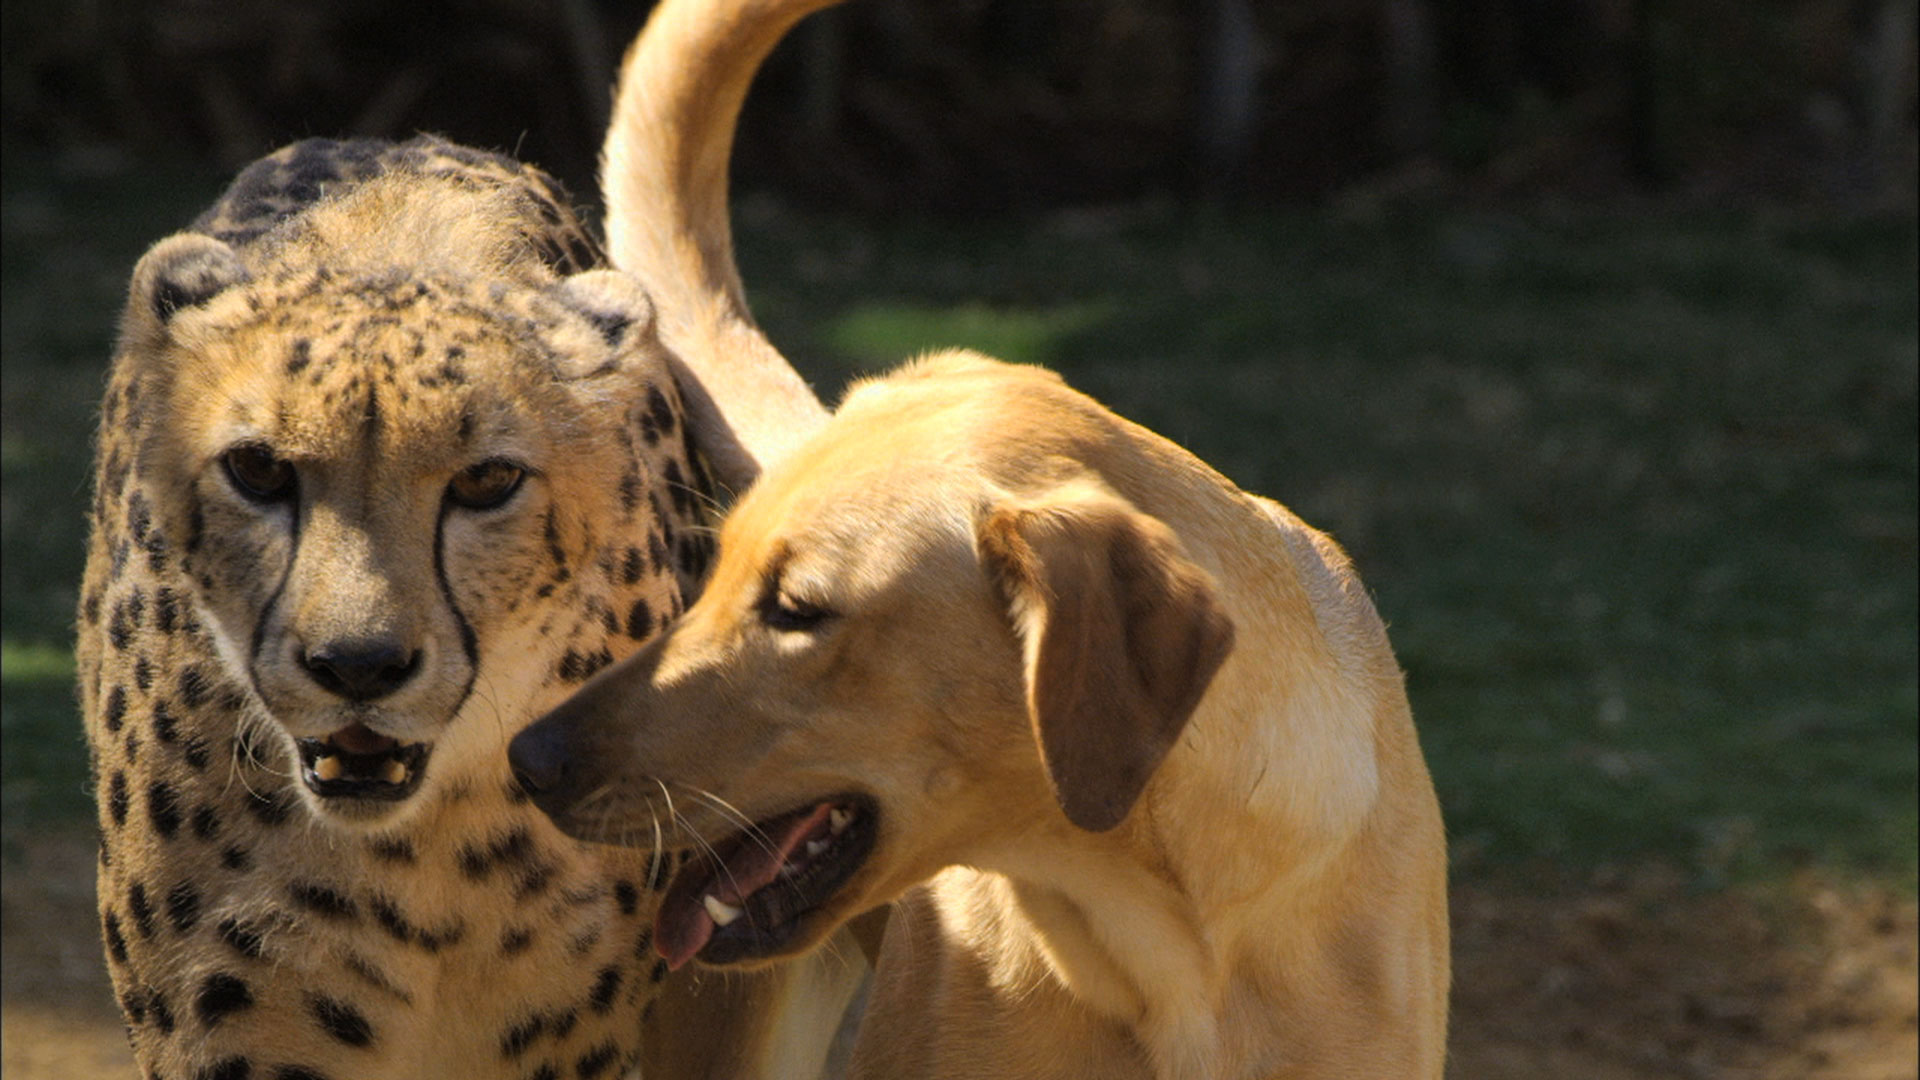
[4,828,1913,1079]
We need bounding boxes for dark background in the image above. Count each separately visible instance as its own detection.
[4,0,1915,212]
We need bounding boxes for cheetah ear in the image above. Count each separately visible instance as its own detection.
[124,233,250,344]
[551,269,660,375]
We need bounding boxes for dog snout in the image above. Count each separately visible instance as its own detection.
[508,719,575,800]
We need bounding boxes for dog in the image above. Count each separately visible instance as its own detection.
[511,347,1450,1078]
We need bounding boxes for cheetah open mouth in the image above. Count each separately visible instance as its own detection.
[296,723,431,802]
[654,795,877,970]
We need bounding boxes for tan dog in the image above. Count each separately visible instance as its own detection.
[511,351,1450,1078]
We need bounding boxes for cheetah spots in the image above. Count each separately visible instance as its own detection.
[515,861,558,901]
[272,1066,333,1080]
[613,880,639,916]
[154,588,183,633]
[649,958,670,984]
[500,926,535,956]
[637,385,678,446]
[556,647,612,683]
[192,805,221,840]
[677,532,715,582]
[587,966,623,1014]
[103,909,129,965]
[576,1040,623,1079]
[647,530,671,578]
[153,700,180,743]
[108,771,130,826]
[217,917,265,960]
[195,1057,252,1080]
[499,1008,583,1063]
[134,655,156,691]
[458,825,535,880]
[286,338,312,375]
[165,880,201,933]
[148,780,183,838]
[128,881,157,938]
[624,599,652,641]
[105,685,129,732]
[500,1013,544,1059]
[108,599,136,650]
[619,546,646,586]
[287,880,357,920]
[221,845,253,871]
[369,893,465,951]
[124,985,176,1034]
[179,665,211,708]
[618,471,643,515]
[660,459,694,520]
[306,993,374,1048]
[182,735,212,770]
[196,971,255,1027]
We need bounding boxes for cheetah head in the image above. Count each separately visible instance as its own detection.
[118,232,690,829]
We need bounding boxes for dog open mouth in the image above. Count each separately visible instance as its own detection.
[296,722,430,801]
[654,794,877,969]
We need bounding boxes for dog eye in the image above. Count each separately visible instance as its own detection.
[447,459,526,510]
[760,591,832,633]
[222,444,297,503]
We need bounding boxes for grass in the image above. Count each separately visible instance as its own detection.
[4,152,1914,890]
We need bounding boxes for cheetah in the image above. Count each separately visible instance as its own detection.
[75,2,858,1077]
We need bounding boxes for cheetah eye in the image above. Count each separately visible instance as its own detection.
[222,444,296,503]
[447,459,526,510]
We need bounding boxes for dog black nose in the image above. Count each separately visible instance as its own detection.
[300,638,419,701]
[507,723,571,797]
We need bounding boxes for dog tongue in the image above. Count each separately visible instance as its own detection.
[654,802,838,970]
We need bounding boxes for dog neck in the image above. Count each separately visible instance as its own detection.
[959,520,1397,1079]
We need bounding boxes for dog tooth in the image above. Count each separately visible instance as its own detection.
[829,807,852,834]
[382,758,409,785]
[703,895,744,927]
[805,839,829,858]
[314,755,343,781]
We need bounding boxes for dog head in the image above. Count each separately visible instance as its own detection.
[509,356,1233,969]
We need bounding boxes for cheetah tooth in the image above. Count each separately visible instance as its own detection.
[703,895,744,927]
[382,758,409,785]
[805,839,829,858]
[829,807,852,834]
[314,754,344,782]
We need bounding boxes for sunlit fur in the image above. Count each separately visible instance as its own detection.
[523,353,1451,1079]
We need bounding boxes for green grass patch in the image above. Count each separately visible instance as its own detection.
[4,151,1913,889]
[824,300,1113,371]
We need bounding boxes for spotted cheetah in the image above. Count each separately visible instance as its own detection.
[75,2,859,1077]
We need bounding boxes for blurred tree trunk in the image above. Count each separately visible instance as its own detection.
[1381,0,1439,159]
[1192,0,1266,193]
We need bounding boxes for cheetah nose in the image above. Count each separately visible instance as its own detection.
[507,721,574,798]
[300,638,420,702]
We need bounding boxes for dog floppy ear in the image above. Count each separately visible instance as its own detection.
[978,482,1235,832]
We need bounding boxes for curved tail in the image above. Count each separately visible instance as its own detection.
[602,0,840,489]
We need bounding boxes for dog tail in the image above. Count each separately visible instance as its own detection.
[601,0,839,488]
